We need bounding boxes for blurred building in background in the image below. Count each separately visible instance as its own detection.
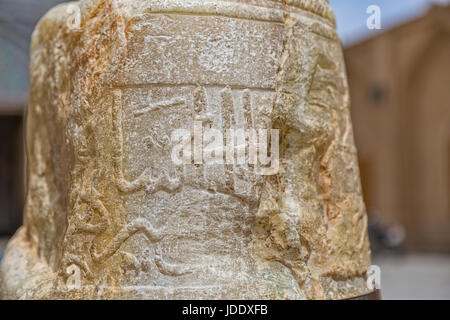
[346,5,450,252]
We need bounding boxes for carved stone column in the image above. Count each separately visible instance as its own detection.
[0,0,372,299]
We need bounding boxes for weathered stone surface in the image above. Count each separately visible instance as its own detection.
[0,0,371,299]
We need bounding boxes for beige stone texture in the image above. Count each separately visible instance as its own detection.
[0,0,371,299]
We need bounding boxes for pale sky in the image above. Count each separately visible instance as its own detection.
[329,0,449,46]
